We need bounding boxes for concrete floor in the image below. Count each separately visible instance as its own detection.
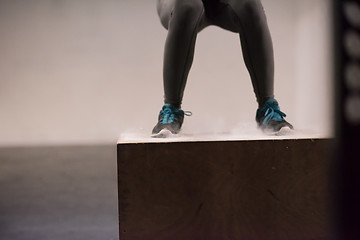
[0,145,119,240]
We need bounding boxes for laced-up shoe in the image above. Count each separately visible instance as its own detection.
[152,104,191,138]
[256,98,294,132]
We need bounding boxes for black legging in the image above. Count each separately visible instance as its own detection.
[157,0,274,108]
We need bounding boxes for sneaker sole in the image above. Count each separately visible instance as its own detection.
[275,125,294,136]
[261,125,294,136]
[151,129,176,138]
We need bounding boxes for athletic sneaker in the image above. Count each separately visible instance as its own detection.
[152,104,191,138]
[256,98,294,132]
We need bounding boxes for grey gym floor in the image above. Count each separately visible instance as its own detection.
[0,145,119,240]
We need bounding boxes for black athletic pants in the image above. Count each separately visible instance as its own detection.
[157,0,275,108]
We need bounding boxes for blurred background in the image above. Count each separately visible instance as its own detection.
[0,0,334,239]
[0,0,333,146]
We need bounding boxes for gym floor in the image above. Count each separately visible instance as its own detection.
[0,145,119,240]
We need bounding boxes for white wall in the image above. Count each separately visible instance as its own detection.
[0,0,332,146]
[294,0,333,134]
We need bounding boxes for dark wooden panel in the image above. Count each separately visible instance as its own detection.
[118,139,330,240]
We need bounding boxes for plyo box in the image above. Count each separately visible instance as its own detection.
[117,135,330,240]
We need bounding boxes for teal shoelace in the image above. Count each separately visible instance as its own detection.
[160,104,192,124]
[262,100,286,125]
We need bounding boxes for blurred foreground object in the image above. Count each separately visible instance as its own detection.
[334,0,360,239]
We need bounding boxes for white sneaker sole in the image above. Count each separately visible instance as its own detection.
[151,129,176,138]
[275,126,294,136]
[261,125,294,136]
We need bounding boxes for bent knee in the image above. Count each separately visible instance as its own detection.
[157,0,204,29]
[231,0,264,21]
[173,0,204,21]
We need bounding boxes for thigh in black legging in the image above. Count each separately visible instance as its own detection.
[210,0,275,107]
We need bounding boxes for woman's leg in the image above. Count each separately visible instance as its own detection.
[209,0,292,131]
[210,0,275,108]
[157,0,208,108]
